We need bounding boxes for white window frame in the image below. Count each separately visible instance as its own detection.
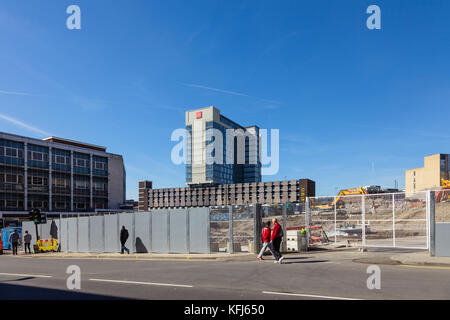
[29,176,48,186]
[5,174,19,184]
[75,180,89,189]
[6,200,19,208]
[76,158,88,168]
[95,161,106,170]
[94,182,105,191]
[4,147,20,158]
[55,155,68,165]
[54,177,68,187]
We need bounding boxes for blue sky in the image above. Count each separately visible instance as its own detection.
[0,0,449,200]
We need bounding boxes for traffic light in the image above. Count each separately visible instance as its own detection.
[28,209,44,224]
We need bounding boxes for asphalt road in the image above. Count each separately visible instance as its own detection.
[1,251,450,300]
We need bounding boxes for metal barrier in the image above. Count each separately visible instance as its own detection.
[20,191,432,255]
[307,191,429,250]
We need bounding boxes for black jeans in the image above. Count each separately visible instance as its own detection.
[12,242,18,255]
[272,237,283,260]
[25,243,31,254]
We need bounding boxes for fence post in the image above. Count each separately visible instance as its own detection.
[186,208,190,254]
[228,205,233,254]
[132,212,136,254]
[117,213,120,253]
[102,214,105,253]
[253,204,262,254]
[207,207,211,254]
[167,210,171,254]
[392,194,396,247]
[305,197,310,249]
[362,195,366,248]
[428,191,435,256]
[334,197,337,244]
[149,210,153,253]
[282,203,287,253]
[76,215,79,253]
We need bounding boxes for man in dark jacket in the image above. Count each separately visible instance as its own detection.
[270,218,284,264]
[120,226,130,254]
[9,229,20,255]
[23,231,32,254]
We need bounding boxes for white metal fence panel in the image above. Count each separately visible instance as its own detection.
[104,215,119,253]
[60,219,68,252]
[189,207,209,253]
[89,216,104,253]
[77,217,89,253]
[134,212,151,253]
[151,210,169,253]
[67,218,78,252]
[169,209,188,253]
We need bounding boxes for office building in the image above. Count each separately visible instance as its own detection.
[0,131,126,216]
[405,154,449,192]
[138,179,315,210]
[186,106,261,185]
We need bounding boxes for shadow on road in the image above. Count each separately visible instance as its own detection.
[0,283,125,300]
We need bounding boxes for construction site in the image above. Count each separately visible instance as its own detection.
[209,179,450,253]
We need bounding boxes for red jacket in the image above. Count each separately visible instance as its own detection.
[262,227,271,242]
[271,222,281,241]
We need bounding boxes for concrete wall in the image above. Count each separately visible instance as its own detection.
[108,154,126,209]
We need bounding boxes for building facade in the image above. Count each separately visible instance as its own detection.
[405,154,449,192]
[186,106,261,185]
[0,132,126,216]
[138,179,315,210]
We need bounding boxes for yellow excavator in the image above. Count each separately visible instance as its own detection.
[332,186,368,208]
[442,178,450,189]
[311,186,368,210]
[436,178,450,203]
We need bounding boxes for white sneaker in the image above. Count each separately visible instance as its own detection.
[279,257,284,264]
[274,260,279,264]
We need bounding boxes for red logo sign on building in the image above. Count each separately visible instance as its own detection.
[196,111,202,119]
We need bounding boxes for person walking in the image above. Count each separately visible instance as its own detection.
[120,226,130,254]
[270,218,284,264]
[257,221,276,261]
[9,229,20,255]
[23,231,32,254]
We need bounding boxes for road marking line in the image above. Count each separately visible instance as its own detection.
[0,272,52,278]
[89,278,194,288]
[262,291,362,300]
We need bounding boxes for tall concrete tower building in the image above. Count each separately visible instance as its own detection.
[185,106,261,185]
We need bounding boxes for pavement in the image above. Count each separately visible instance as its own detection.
[3,244,450,267]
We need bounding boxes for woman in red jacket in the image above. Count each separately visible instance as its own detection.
[257,221,276,261]
[270,218,284,263]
